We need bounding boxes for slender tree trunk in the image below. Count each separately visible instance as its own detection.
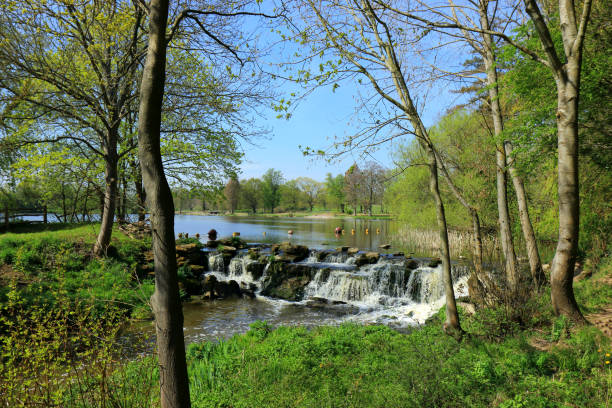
[93,147,118,256]
[434,149,484,276]
[505,142,546,287]
[550,77,584,321]
[479,7,519,289]
[138,0,191,406]
[425,143,463,340]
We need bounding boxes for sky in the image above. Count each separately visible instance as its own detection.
[232,2,472,183]
[238,77,460,183]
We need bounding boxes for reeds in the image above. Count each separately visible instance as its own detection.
[392,226,500,260]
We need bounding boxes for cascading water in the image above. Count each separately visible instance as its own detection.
[208,253,225,272]
[203,247,471,328]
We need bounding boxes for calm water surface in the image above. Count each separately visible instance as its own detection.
[175,214,400,251]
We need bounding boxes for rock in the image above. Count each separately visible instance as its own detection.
[428,258,442,268]
[241,289,256,299]
[278,242,310,262]
[336,246,350,252]
[393,252,404,257]
[190,264,206,275]
[347,247,359,255]
[213,280,241,299]
[316,250,329,262]
[263,276,310,301]
[355,252,379,267]
[245,260,266,280]
[202,274,218,293]
[379,244,391,249]
[260,262,314,301]
[220,246,237,256]
[206,240,219,248]
[183,278,204,295]
[406,259,419,270]
[248,248,260,260]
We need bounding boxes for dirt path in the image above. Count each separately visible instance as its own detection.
[585,274,612,339]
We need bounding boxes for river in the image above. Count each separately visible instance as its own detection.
[128,214,473,346]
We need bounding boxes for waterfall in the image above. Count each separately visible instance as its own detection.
[208,253,225,273]
[201,246,472,326]
[304,259,469,307]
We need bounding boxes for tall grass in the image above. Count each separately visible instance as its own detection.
[392,226,500,260]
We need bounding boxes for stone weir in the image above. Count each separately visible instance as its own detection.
[167,240,471,310]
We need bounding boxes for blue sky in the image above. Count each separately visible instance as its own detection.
[238,78,459,183]
[234,3,471,183]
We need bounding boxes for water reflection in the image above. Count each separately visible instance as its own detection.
[174,215,398,251]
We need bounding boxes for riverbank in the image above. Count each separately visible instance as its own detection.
[178,210,394,220]
[1,224,610,407]
[0,223,154,319]
[73,257,612,406]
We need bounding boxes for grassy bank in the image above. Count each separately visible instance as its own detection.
[0,223,153,318]
[76,256,612,407]
[1,224,610,407]
[180,209,394,220]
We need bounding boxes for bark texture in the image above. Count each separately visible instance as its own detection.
[524,0,591,322]
[478,4,519,289]
[93,145,118,256]
[505,142,546,287]
[138,0,191,406]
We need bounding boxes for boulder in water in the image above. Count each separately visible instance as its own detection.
[278,242,310,262]
[428,258,442,268]
[260,262,315,301]
[347,247,359,255]
[355,252,380,266]
[379,244,391,249]
[214,280,241,299]
[406,259,419,270]
[245,259,266,280]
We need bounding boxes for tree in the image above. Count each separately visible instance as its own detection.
[325,173,345,212]
[262,169,283,213]
[0,0,145,255]
[394,0,592,320]
[224,177,240,214]
[281,179,302,211]
[240,178,262,213]
[361,162,385,216]
[296,177,323,211]
[299,0,463,338]
[344,164,364,215]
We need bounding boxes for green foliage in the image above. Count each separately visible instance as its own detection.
[0,224,153,318]
[0,283,158,407]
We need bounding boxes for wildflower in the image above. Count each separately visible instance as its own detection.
[606,361,610,365]
[607,353,611,357]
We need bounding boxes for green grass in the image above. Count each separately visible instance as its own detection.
[105,256,612,408]
[0,223,154,318]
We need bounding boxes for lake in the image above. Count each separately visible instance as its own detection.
[174,214,402,252]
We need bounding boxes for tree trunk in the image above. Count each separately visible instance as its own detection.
[426,144,463,340]
[93,149,118,256]
[134,167,147,222]
[479,8,519,289]
[550,77,584,322]
[138,0,191,406]
[434,149,484,275]
[505,142,546,288]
